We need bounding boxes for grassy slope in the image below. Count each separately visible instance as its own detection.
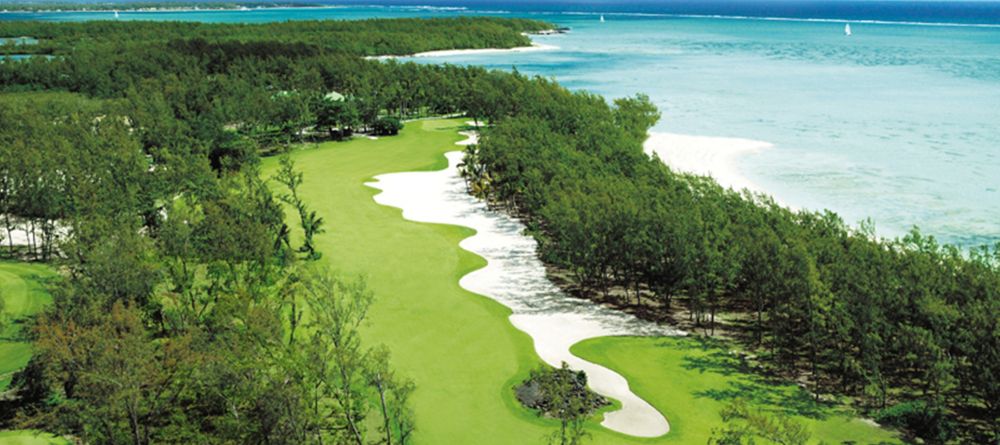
[262,118,901,445]
[0,262,68,445]
[573,337,902,444]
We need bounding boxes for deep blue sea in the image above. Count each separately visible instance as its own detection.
[3,1,999,248]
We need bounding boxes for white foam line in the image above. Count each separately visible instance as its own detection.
[365,132,682,438]
[555,10,1000,29]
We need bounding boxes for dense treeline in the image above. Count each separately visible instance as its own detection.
[0,17,558,444]
[0,90,421,445]
[461,88,1000,442]
[0,1,321,12]
[0,17,551,56]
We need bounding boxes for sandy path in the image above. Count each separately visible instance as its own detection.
[365,131,682,437]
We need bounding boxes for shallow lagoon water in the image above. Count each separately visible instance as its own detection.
[406,15,1000,247]
[4,4,998,246]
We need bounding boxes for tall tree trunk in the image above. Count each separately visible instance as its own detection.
[756,302,764,347]
[4,214,13,256]
[710,303,716,336]
[289,300,298,345]
[634,279,641,306]
[28,219,36,259]
[374,374,393,445]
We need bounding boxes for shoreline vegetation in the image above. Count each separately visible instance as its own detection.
[0,14,995,445]
[0,17,553,57]
[0,1,329,13]
[450,54,998,444]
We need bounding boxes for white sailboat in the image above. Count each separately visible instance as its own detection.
[600,15,605,23]
[114,10,120,19]
[844,23,852,36]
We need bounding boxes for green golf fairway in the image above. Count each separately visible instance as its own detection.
[263,117,901,444]
[573,336,902,445]
[0,261,55,390]
[0,430,69,445]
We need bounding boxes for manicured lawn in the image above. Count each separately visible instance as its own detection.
[0,261,55,390]
[574,337,902,444]
[263,119,556,444]
[262,118,901,444]
[0,430,68,445]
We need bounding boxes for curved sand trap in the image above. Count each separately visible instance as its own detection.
[366,132,682,438]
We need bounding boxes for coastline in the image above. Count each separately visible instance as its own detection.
[0,5,347,14]
[644,131,771,194]
[369,42,558,60]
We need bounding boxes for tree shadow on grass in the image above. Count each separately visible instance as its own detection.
[694,380,832,420]
[660,337,838,421]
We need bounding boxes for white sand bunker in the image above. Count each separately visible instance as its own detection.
[366,134,683,438]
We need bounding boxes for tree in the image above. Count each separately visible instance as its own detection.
[314,96,359,140]
[709,400,811,445]
[301,271,414,445]
[613,93,660,144]
[372,116,404,136]
[274,156,325,260]
[522,363,601,445]
[31,302,201,445]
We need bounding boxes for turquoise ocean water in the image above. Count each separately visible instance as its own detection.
[3,4,998,247]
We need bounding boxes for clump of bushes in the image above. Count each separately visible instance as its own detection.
[372,116,403,136]
[515,363,607,417]
[516,363,607,445]
[875,400,955,443]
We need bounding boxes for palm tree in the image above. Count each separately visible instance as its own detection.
[300,210,326,260]
[457,145,492,199]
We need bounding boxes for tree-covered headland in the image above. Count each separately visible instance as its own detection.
[0,15,996,444]
[463,90,999,444]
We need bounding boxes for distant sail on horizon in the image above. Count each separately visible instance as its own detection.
[845,23,852,36]
[600,14,605,23]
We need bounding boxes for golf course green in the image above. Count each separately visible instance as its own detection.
[261,117,902,445]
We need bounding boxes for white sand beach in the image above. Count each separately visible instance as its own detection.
[369,42,558,60]
[365,131,681,438]
[644,132,772,193]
